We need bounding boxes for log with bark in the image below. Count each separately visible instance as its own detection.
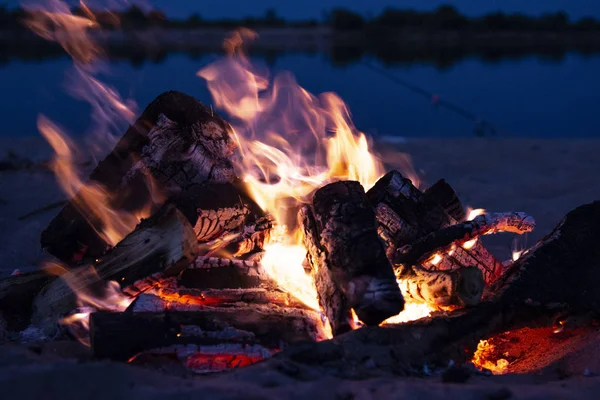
[396,265,484,308]
[395,212,535,268]
[281,201,600,375]
[90,306,328,360]
[301,181,404,335]
[41,91,265,264]
[367,170,508,285]
[28,204,197,338]
[0,268,63,331]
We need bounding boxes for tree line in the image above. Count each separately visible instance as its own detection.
[1,4,599,32]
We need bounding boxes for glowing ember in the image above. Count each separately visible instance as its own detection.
[472,339,509,374]
[462,238,478,250]
[382,301,432,324]
[430,253,443,265]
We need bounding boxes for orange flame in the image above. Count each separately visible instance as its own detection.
[39,116,150,246]
[198,29,419,323]
[28,1,148,246]
[47,262,133,346]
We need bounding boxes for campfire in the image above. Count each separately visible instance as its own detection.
[2,3,600,378]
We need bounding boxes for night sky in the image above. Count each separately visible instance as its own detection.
[5,0,600,19]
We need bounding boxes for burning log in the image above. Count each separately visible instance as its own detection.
[90,306,327,361]
[396,265,484,308]
[28,205,196,338]
[41,91,264,264]
[301,181,404,335]
[395,212,535,268]
[366,170,507,284]
[93,204,198,286]
[288,201,600,375]
[130,287,310,311]
[177,256,273,290]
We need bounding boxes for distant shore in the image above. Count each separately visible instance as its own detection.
[2,27,600,66]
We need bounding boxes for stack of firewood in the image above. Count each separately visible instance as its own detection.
[0,91,561,375]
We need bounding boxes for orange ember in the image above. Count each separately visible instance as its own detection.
[472,339,509,374]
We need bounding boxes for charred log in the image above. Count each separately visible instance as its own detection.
[395,212,535,267]
[0,268,61,331]
[130,287,310,311]
[93,204,198,287]
[283,201,600,375]
[90,306,327,361]
[177,256,273,290]
[396,265,484,308]
[367,171,504,284]
[41,91,263,264]
[301,181,403,335]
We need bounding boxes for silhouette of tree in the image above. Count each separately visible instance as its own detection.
[329,8,365,30]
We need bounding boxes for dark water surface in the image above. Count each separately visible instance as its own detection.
[1,52,599,138]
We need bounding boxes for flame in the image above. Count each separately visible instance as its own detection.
[39,116,150,246]
[512,249,524,262]
[383,302,432,324]
[462,238,478,250]
[430,253,443,265]
[198,29,418,316]
[46,262,134,345]
[472,339,509,374]
[466,207,486,221]
[27,1,151,247]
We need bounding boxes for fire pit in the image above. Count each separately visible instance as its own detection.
[1,5,600,383]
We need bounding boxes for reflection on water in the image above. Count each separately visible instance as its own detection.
[1,51,599,138]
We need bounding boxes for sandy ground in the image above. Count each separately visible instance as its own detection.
[1,137,600,398]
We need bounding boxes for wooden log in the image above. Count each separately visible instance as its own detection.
[41,91,263,264]
[367,171,505,285]
[301,181,404,335]
[422,179,466,222]
[0,268,62,331]
[396,265,484,308]
[90,306,328,360]
[29,205,196,338]
[93,204,198,286]
[178,256,273,290]
[283,201,600,375]
[129,287,310,312]
[395,212,535,267]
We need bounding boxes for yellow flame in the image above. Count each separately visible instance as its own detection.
[198,29,419,310]
[39,116,151,246]
[462,238,478,250]
[512,249,524,261]
[383,302,432,324]
[472,339,509,374]
[466,207,486,221]
[430,253,443,265]
[46,262,134,346]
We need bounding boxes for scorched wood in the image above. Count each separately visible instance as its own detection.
[130,287,310,311]
[301,181,403,335]
[367,170,505,284]
[41,91,263,263]
[396,265,484,308]
[90,306,327,361]
[93,204,198,286]
[284,201,600,375]
[395,212,535,267]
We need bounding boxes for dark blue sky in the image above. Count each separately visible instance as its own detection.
[5,0,600,19]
